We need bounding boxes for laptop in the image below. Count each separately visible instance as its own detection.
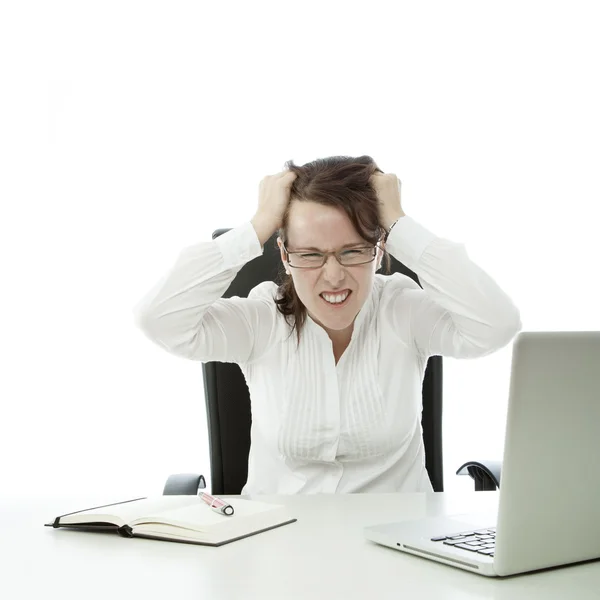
[364,331,600,577]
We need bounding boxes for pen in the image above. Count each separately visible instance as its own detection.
[199,492,235,516]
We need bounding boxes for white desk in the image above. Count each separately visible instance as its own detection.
[2,491,599,599]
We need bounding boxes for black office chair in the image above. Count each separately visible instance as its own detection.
[163,229,502,496]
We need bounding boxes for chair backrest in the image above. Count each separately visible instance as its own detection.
[202,228,444,494]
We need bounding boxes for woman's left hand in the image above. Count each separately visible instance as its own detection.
[370,172,406,229]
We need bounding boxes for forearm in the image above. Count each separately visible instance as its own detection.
[133,223,262,357]
[382,209,406,232]
[251,214,278,247]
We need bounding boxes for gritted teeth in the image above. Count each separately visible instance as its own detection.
[320,290,351,303]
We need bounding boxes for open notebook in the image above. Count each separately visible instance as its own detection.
[45,495,297,546]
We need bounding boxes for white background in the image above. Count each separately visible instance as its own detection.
[1,0,598,500]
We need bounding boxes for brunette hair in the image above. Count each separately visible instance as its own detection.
[272,155,392,346]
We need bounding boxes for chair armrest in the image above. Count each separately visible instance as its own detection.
[456,460,502,491]
[163,473,207,495]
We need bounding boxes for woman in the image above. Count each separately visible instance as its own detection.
[133,155,522,494]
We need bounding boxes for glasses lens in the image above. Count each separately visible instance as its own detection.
[338,248,375,265]
[289,252,324,267]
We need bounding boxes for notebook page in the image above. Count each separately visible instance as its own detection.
[62,495,200,524]
[129,497,284,529]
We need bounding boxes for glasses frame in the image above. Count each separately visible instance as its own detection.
[281,241,382,269]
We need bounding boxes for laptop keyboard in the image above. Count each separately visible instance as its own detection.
[430,528,496,556]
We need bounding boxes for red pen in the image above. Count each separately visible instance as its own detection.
[199,492,235,516]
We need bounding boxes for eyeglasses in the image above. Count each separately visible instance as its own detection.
[282,241,380,269]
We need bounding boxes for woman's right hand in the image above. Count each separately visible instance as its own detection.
[251,170,297,245]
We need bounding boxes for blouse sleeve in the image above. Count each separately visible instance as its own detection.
[381,216,522,359]
[132,222,282,364]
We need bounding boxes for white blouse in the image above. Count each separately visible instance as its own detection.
[133,215,522,494]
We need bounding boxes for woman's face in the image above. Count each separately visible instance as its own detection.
[277,201,384,341]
